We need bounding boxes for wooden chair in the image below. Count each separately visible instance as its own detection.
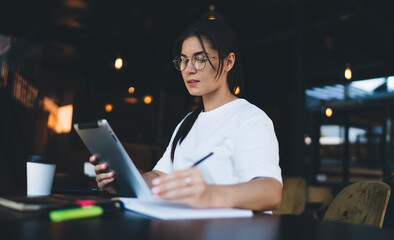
[273,177,306,215]
[323,181,391,228]
[306,185,333,219]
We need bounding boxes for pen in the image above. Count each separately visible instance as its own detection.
[191,152,214,167]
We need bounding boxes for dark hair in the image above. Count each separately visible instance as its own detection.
[170,14,244,160]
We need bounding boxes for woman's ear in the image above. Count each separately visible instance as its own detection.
[225,53,235,72]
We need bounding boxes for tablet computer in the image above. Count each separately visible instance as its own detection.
[74,119,152,198]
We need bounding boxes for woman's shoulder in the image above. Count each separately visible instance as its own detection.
[231,99,276,135]
[233,99,271,121]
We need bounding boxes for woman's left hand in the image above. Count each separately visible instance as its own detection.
[151,168,216,208]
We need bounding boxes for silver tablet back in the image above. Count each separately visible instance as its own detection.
[74,119,152,199]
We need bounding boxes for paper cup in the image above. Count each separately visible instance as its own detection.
[26,156,56,197]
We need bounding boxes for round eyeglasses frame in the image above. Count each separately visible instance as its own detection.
[173,56,216,71]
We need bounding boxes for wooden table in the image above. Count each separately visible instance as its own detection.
[1,204,393,240]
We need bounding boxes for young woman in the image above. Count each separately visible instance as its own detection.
[90,16,282,211]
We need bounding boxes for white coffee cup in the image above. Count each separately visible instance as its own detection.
[26,155,56,197]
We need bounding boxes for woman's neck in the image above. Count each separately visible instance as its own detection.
[202,90,238,112]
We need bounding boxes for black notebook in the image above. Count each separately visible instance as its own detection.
[0,194,116,212]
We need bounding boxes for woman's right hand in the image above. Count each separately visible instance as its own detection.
[89,155,117,194]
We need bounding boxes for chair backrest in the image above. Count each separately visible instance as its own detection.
[273,177,306,215]
[323,181,391,228]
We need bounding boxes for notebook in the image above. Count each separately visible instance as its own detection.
[0,194,116,212]
[116,197,253,220]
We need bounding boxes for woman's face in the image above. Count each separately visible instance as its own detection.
[180,36,229,98]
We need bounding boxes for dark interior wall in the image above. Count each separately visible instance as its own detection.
[0,36,43,189]
[0,89,37,188]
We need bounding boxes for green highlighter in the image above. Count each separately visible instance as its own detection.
[50,205,104,222]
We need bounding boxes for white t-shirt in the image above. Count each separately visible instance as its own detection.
[154,98,282,185]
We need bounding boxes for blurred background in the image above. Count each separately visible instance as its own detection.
[0,0,394,200]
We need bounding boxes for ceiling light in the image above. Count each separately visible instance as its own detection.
[115,58,123,70]
[128,87,135,94]
[325,107,333,117]
[345,63,352,80]
[143,95,153,104]
[208,5,216,20]
[234,86,240,95]
[123,97,138,104]
[105,104,113,112]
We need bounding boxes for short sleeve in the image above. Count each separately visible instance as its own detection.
[153,116,186,174]
[152,143,173,174]
[233,112,282,184]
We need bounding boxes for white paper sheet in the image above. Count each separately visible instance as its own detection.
[117,197,253,220]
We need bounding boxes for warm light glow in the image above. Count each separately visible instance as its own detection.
[105,104,113,112]
[128,87,135,94]
[43,97,58,113]
[56,105,73,133]
[123,97,138,104]
[143,95,153,104]
[1,62,9,87]
[345,64,352,80]
[12,72,38,108]
[325,107,333,117]
[43,97,73,134]
[115,58,123,70]
[208,5,216,20]
[47,104,73,134]
[234,86,240,95]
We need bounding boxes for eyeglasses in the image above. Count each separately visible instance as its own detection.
[173,55,216,71]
